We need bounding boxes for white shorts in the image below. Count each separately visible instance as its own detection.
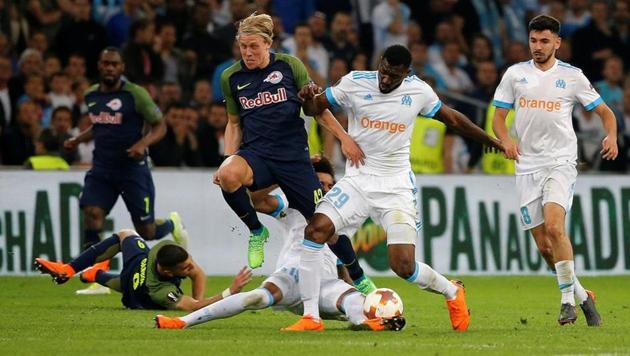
[316,172,419,245]
[264,269,355,316]
[515,164,577,230]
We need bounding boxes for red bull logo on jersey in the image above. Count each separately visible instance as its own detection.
[89,112,123,124]
[518,96,561,112]
[239,87,288,109]
[361,116,407,134]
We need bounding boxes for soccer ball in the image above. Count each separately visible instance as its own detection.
[363,288,404,319]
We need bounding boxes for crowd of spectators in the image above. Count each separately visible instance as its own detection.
[0,0,628,173]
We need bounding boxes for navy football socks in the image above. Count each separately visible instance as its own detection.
[70,234,120,272]
[328,234,365,281]
[222,186,263,232]
[154,219,174,240]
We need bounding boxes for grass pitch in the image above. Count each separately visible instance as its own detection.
[1,275,629,355]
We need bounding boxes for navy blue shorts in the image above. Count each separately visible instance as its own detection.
[237,149,323,219]
[118,236,156,309]
[79,164,155,224]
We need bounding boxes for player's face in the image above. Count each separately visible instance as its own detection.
[167,256,195,277]
[238,34,271,70]
[98,51,125,86]
[317,172,335,194]
[377,58,410,94]
[529,30,560,65]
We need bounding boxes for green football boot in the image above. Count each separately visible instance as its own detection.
[248,226,269,269]
[354,275,377,295]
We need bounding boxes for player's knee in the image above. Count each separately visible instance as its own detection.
[217,166,244,192]
[116,229,139,241]
[544,222,563,240]
[305,219,334,244]
[390,257,415,279]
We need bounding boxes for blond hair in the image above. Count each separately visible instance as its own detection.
[237,13,274,44]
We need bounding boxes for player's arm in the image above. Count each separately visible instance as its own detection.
[492,107,520,161]
[64,125,93,151]
[434,105,505,154]
[591,102,618,160]
[174,267,253,312]
[224,113,242,155]
[314,109,365,167]
[128,85,167,159]
[188,261,207,300]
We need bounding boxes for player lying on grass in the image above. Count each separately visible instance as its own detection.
[34,229,252,311]
[155,201,404,331]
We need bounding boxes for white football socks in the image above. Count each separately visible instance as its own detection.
[180,288,273,327]
[299,240,324,320]
[406,261,457,300]
[555,260,576,306]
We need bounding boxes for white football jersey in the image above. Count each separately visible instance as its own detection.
[325,71,442,176]
[493,59,602,174]
[274,208,338,279]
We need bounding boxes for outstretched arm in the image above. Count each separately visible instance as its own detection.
[591,103,618,160]
[175,267,253,312]
[435,104,505,154]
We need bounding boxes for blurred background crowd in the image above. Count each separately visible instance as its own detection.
[0,0,628,173]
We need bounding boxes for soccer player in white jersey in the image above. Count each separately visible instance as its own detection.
[155,192,405,331]
[284,45,507,332]
[492,15,618,326]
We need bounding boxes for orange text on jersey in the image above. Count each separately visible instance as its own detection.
[360,116,407,134]
[518,96,561,112]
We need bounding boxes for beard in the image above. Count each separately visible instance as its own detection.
[101,75,120,87]
[533,51,553,64]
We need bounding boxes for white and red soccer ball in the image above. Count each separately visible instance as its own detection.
[363,288,404,319]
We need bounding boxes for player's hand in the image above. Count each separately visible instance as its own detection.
[64,137,79,151]
[340,134,365,167]
[126,142,147,159]
[230,266,253,294]
[298,82,322,102]
[601,135,618,160]
[500,138,520,162]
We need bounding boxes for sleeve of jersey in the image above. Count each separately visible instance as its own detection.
[150,284,184,310]
[131,85,163,124]
[324,75,353,112]
[418,84,442,118]
[220,70,239,115]
[575,72,603,111]
[492,69,515,109]
[283,54,311,89]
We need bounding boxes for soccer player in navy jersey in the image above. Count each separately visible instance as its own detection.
[214,13,367,281]
[64,48,188,293]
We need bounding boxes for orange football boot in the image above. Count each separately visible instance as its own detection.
[80,260,111,283]
[281,315,324,331]
[361,316,406,331]
[446,280,470,331]
[155,315,186,329]
[34,258,75,284]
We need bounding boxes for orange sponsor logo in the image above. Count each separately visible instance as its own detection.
[360,116,407,133]
[518,96,561,112]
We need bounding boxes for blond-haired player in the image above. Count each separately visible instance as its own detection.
[492,14,617,326]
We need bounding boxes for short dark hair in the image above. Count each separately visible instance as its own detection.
[165,102,186,114]
[528,14,561,35]
[99,46,122,60]
[382,45,411,68]
[156,244,189,269]
[311,156,335,178]
[52,106,72,119]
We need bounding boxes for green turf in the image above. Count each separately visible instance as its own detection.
[2,275,629,355]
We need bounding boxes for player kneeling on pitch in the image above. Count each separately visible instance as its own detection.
[155,208,405,331]
[34,229,251,311]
